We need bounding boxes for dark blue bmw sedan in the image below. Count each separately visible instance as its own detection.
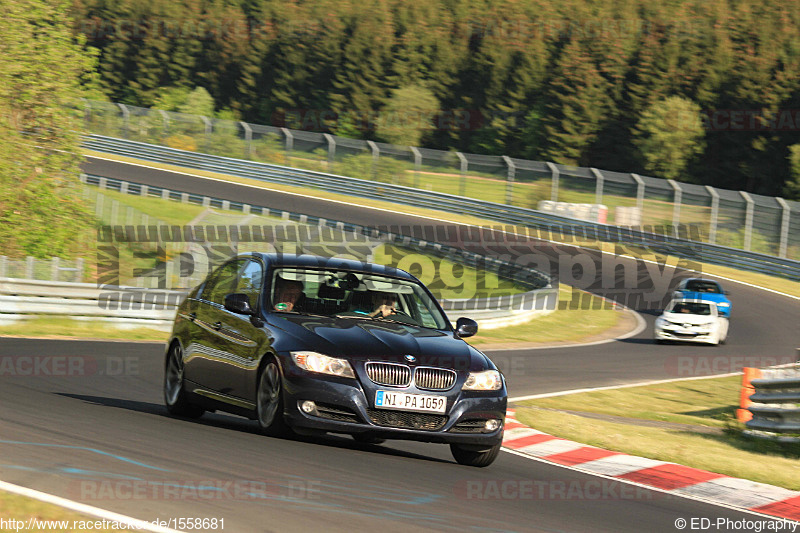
[164,253,507,467]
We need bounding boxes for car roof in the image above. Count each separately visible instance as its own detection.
[245,253,416,281]
[683,278,721,286]
[670,298,717,307]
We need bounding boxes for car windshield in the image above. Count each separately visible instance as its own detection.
[268,267,449,330]
[669,302,712,315]
[685,280,721,293]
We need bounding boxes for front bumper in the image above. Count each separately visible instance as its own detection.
[654,325,717,344]
[281,371,507,447]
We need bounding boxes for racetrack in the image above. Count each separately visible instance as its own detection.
[0,157,796,531]
[0,339,779,532]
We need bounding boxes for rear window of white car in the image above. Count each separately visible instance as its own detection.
[669,302,711,315]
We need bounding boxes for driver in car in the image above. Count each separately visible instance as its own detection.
[273,278,304,312]
[369,292,398,318]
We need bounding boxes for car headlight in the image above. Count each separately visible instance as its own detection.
[462,370,503,391]
[696,322,714,331]
[718,302,730,307]
[655,318,666,327]
[291,351,355,378]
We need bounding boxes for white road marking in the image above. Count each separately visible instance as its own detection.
[0,480,183,533]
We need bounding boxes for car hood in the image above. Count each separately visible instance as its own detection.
[268,314,489,370]
[661,312,716,325]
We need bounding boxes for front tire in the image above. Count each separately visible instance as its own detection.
[256,359,290,436]
[450,442,502,467]
[164,343,204,418]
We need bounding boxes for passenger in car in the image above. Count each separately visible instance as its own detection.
[273,278,304,312]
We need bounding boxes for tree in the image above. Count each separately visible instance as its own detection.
[376,84,440,146]
[543,39,612,166]
[0,0,97,259]
[634,96,705,181]
[785,144,800,200]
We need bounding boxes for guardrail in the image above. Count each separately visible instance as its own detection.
[83,135,800,281]
[0,278,182,331]
[82,99,800,260]
[745,365,800,442]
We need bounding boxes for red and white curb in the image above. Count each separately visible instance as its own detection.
[502,409,800,522]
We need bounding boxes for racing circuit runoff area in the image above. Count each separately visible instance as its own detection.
[0,157,797,532]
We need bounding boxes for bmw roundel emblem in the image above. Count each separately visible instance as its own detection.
[404,355,416,363]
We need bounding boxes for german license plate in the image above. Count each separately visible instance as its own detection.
[375,390,446,414]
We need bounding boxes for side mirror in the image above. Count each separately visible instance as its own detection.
[455,317,478,338]
[224,293,254,315]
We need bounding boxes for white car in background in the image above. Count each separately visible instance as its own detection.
[654,299,729,345]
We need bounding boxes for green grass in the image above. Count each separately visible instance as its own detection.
[0,490,123,533]
[0,317,167,342]
[88,184,212,227]
[516,376,800,490]
[468,285,622,347]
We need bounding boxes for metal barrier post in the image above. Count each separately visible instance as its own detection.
[457,152,468,197]
[240,122,253,160]
[631,173,645,221]
[740,191,754,251]
[75,258,84,282]
[117,104,129,138]
[705,185,719,244]
[281,127,293,156]
[411,146,422,189]
[503,156,515,205]
[367,141,379,180]
[51,257,60,281]
[25,256,34,279]
[201,115,212,149]
[324,133,336,171]
[547,162,560,202]
[776,197,790,258]
[0,256,5,278]
[668,179,682,237]
[158,110,169,136]
[590,168,603,204]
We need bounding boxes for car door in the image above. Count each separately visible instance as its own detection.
[186,259,244,396]
[216,258,271,400]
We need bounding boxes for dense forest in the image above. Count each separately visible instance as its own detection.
[70,0,800,198]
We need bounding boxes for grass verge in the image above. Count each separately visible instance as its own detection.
[0,317,166,343]
[468,285,623,347]
[515,375,800,490]
[0,489,118,533]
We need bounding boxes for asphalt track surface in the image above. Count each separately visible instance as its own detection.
[0,157,796,531]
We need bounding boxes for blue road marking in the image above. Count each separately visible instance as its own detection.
[0,440,168,471]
